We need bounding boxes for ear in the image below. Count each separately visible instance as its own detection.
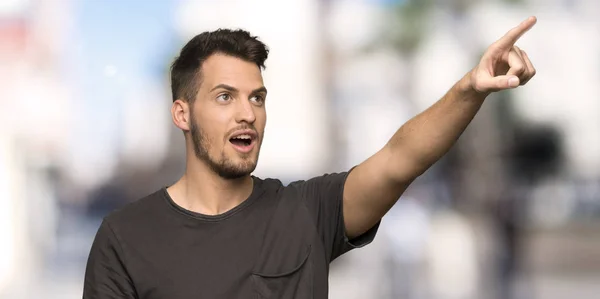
[171,99,191,131]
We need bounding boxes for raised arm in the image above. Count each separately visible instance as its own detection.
[343,16,538,238]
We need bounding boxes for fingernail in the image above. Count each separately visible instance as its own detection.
[508,77,519,87]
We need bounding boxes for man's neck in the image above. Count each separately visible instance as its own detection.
[167,161,254,216]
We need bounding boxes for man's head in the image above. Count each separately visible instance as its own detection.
[170,29,269,179]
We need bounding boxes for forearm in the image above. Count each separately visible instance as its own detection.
[385,72,487,181]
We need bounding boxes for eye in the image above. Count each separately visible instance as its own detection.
[217,93,231,102]
[250,95,265,105]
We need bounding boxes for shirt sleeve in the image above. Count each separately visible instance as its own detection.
[83,219,138,299]
[293,169,380,263]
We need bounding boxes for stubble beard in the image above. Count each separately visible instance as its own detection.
[189,114,259,180]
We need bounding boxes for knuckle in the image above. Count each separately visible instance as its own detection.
[513,65,526,75]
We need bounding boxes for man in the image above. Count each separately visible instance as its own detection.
[83,16,537,299]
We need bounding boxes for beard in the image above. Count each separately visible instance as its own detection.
[189,113,259,180]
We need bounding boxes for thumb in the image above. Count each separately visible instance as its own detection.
[482,75,520,91]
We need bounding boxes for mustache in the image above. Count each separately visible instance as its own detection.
[225,124,259,138]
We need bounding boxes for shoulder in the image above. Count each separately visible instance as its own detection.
[253,175,285,190]
[287,171,351,194]
[255,171,351,205]
[102,189,166,230]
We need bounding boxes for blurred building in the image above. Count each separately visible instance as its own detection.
[0,0,71,293]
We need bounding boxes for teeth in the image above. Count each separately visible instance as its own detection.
[233,134,251,139]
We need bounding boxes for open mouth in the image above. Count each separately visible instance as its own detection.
[228,133,256,153]
[229,135,253,147]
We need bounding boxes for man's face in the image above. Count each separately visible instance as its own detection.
[189,53,267,179]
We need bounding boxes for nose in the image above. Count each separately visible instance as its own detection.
[234,98,256,124]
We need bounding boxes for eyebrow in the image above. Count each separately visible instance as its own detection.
[210,84,267,95]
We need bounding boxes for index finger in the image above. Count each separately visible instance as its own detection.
[494,16,537,49]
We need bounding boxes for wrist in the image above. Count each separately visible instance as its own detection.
[458,71,490,101]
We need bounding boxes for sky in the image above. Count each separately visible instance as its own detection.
[68,0,178,183]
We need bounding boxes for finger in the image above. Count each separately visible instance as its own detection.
[479,75,520,92]
[506,47,527,78]
[513,45,525,60]
[494,16,537,50]
[513,45,530,83]
[519,49,536,85]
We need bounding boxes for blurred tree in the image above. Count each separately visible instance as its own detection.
[380,0,433,56]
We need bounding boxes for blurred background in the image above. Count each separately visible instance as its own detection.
[1,0,600,298]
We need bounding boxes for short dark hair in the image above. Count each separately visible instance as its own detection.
[170,29,269,103]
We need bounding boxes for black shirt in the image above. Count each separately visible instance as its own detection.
[83,171,379,299]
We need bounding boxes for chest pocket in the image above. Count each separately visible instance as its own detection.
[252,245,312,299]
[251,188,316,299]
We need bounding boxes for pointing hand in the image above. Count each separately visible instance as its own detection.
[469,16,537,94]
